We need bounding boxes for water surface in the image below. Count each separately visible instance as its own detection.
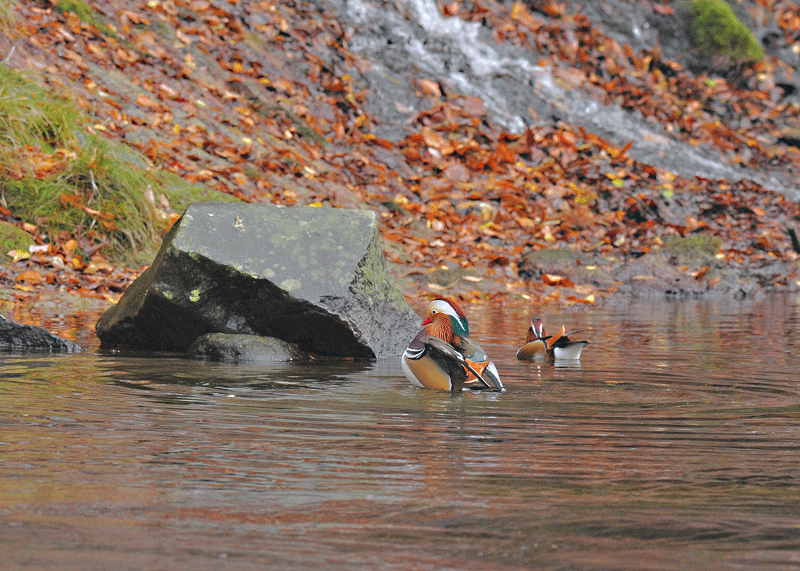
[2,295,799,570]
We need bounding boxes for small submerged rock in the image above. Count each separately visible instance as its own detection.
[188,333,308,363]
[96,202,420,359]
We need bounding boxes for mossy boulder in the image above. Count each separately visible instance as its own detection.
[608,233,761,298]
[96,202,420,359]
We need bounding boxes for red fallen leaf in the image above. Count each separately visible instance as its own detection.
[496,141,516,163]
[368,136,394,149]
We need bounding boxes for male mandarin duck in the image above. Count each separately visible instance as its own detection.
[401,298,504,392]
[516,318,589,361]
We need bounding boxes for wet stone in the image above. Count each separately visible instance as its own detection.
[96,202,420,358]
[188,333,307,363]
[517,241,768,299]
[518,248,616,288]
[0,315,82,353]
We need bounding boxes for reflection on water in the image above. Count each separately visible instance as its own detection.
[2,295,800,570]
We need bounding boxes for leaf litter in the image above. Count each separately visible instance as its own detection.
[0,0,798,309]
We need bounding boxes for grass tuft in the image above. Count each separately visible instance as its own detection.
[0,64,236,265]
[0,1,17,31]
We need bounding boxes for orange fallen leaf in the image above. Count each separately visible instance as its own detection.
[416,79,441,98]
[7,250,30,263]
[422,126,446,149]
[566,294,596,304]
[16,270,44,285]
[694,265,711,280]
[542,273,575,287]
[136,94,161,110]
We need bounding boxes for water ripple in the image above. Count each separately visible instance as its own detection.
[2,296,800,569]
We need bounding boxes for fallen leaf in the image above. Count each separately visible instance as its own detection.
[16,270,44,285]
[416,79,441,97]
[7,250,30,263]
[542,273,574,287]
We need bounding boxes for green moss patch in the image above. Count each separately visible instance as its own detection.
[692,0,764,64]
[0,222,34,264]
[662,233,723,269]
[54,0,123,41]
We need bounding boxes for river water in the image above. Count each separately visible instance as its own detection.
[1,295,799,570]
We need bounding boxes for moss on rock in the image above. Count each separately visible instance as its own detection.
[0,222,34,264]
[662,233,722,268]
[691,0,764,64]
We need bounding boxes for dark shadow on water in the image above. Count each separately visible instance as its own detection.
[94,350,377,405]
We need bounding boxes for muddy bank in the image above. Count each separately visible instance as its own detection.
[392,240,800,302]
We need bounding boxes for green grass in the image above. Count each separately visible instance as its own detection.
[0,1,17,31]
[155,170,240,214]
[692,0,764,64]
[0,79,77,155]
[0,64,236,265]
[54,0,123,41]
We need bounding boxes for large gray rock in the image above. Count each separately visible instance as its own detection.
[96,202,420,358]
[0,315,82,353]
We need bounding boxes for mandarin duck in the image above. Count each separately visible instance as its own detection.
[516,318,589,361]
[401,299,504,392]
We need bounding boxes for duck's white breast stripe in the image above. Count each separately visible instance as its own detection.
[403,346,425,360]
